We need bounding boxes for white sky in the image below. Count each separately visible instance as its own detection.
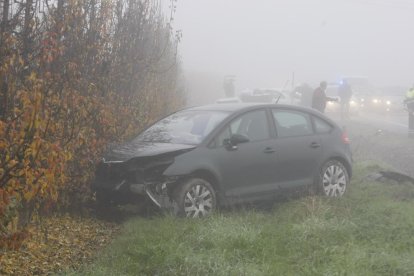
[172,0,414,90]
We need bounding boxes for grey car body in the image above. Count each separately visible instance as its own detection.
[93,103,352,214]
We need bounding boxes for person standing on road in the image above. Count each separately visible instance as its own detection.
[338,80,352,119]
[312,81,337,113]
[405,86,414,137]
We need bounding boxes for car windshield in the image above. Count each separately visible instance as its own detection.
[136,110,229,145]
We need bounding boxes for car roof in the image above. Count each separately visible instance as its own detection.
[186,103,261,112]
[186,103,324,116]
[184,103,339,128]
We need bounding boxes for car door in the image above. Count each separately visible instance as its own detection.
[270,109,323,190]
[209,109,278,198]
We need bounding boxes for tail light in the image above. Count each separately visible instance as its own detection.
[341,131,350,144]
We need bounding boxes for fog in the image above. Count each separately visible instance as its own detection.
[173,0,414,104]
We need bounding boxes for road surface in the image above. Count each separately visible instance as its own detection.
[327,111,409,135]
[325,110,413,178]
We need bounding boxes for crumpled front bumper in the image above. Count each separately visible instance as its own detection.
[129,180,176,208]
[93,171,180,209]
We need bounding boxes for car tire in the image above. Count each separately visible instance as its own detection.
[316,160,349,197]
[172,178,217,218]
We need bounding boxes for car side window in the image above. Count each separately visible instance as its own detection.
[313,116,333,134]
[272,110,313,137]
[214,110,270,146]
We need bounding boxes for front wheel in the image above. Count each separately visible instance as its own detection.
[173,178,217,218]
[317,160,349,197]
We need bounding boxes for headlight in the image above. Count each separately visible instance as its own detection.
[373,99,379,104]
[360,98,365,102]
[350,100,356,106]
[386,100,391,105]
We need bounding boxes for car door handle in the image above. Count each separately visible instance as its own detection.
[263,147,276,153]
[310,142,321,148]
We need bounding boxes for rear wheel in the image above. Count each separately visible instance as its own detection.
[173,178,216,218]
[317,160,349,197]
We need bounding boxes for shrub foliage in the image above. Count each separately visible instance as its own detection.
[0,0,184,249]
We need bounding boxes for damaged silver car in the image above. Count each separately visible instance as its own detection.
[92,103,352,218]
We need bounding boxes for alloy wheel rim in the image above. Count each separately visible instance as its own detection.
[323,165,347,197]
[184,184,213,218]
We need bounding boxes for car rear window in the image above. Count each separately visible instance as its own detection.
[272,110,313,137]
[313,116,333,134]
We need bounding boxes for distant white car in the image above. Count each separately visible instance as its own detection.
[240,88,290,104]
[215,97,242,104]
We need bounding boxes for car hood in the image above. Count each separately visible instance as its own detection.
[103,141,197,162]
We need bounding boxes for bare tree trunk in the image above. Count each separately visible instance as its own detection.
[56,0,64,33]
[87,0,97,67]
[90,0,96,27]
[51,0,64,95]
[50,0,65,52]
[1,0,9,37]
[22,0,33,66]
[0,0,10,119]
[55,0,64,32]
[57,0,64,14]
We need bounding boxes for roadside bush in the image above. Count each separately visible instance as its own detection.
[0,0,183,250]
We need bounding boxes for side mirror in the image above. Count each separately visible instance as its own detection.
[223,134,249,149]
[230,134,250,145]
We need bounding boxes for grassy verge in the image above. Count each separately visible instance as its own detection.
[69,162,414,275]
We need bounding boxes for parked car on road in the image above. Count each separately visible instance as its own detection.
[240,88,290,104]
[93,103,352,217]
[356,92,405,114]
[215,97,242,104]
[324,84,361,115]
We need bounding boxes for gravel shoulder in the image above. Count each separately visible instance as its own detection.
[337,116,414,177]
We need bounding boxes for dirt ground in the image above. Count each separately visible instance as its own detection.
[0,216,120,275]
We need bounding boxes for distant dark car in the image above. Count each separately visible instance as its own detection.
[357,92,405,114]
[325,84,361,115]
[92,103,352,217]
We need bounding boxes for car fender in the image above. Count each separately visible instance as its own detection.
[163,149,224,190]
